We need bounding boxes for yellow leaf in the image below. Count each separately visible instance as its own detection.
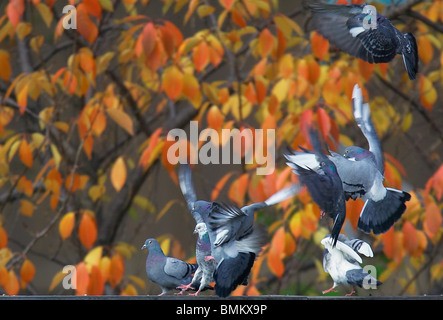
[156,199,179,222]
[106,108,134,135]
[36,3,53,28]
[84,246,103,270]
[111,156,127,192]
[59,212,75,240]
[197,4,215,18]
[19,199,34,217]
[97,52,115,75]
[88,185,106,202]
[16,22,31,40]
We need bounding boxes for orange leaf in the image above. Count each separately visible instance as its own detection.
[423,201,442,240]
[211,172,233,201]
[162,65,183,100]
[317,107,331,141]
[231,9,246,28]
[311,31,329,60]
[220,0,235,10]
[271,226,285,255]
[79,213,97,249]
[417,36,433,65]
[207,105,224,131]
[83,0,102,19]
[402,221,418,255]
[358,60,375,82]
[77,3,98,44]
[193,41,209,73]
[4,270,20,295]
[59,212,75,240]
[0,226,8,249]
[20,259,35,288]
[106,108,134,136]
[109,253,124,288]
[141,22,156,57]
[19,139,33,168]
[259,28,274,57]
[111,156,127,192]
[87,265,104,295]
[75,262,89,296]
[267,247,284,278]
[228,173,249,207]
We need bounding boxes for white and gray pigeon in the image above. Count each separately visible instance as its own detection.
[141,238,198,295]
[321,234,381,296]
[180,164,300,297]
[177,222,216,296]
[285,84,411,235]
[305,1,418,80]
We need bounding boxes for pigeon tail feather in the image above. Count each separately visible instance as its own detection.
[358,189,411,234]
[402,33,418,80]
[214,252,256,298]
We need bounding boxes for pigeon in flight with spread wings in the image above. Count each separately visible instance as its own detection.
[305,1,418,80]
[285,84,411,235]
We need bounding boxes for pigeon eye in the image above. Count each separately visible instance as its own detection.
[321,161,326,166]
[148,240,152,245]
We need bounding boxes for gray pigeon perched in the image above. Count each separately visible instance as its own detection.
[287,128,345,247]
[285,84,411,235]
[141,238,198,295]
[177,222,216,296]
[321,234,381,296]
[305,1,418,80]
[179,164,300,297]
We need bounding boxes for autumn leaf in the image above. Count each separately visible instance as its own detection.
[423,201,442,241]
[79,212,97,250]
[20,259,35,288]
[259,28,274,57]
[162,65,183,100]
[0,226,8,249]
[59,212,75,240]
[106,108,134,135]
[109,253,124,288]
[111,156,127,192]
[310,31,329,60]
[19,138,33,168]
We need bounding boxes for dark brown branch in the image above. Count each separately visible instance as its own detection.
[406,9,443,33]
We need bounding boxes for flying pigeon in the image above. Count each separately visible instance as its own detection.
[180,164,300,297]
[305,1,418,80]
[321,234,381,296]
[285,84,411,235]
[141,238,198,295]
[177,222,216,296]
[287,128,346,247]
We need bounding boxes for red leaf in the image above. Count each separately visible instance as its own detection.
[141,22,156,57]
[78,212,97,249]
[311,31,329,60]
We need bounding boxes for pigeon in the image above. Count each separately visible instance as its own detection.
[287,128,346,247]
[321,234,381,296]
[141,238,198,295]
[177,222,216,296]
[305,1,418,80]
[285,84,411,235]
[180,164,300,297]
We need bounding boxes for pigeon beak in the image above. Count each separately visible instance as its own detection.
[141,244,147,250]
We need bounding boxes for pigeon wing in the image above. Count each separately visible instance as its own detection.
[178,164,203,224]
[352,84,384,174]
[164,257,196,280]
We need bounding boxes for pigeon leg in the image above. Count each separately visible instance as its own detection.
[188,289,201,296]
[345,287,356,296]
[322,286,337,294]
